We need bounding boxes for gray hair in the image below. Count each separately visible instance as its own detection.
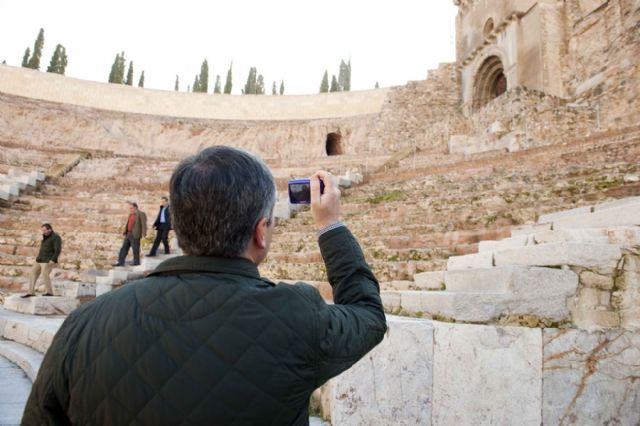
[169,146,276,257]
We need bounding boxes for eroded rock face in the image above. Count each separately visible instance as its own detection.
[432,322,543,426]
[543,328,640,425]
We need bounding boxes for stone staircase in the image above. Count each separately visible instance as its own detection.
[378,197,639,330]
[0,169,45,201]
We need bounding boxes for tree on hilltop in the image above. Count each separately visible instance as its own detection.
[214,75,221,94]
[21,48,31,67]
[46,44,68,75]
[375,81,379,89]
[279,80,285,95]
[320,70,329,93]
[26,28,45,70]
[338,59,352,91]
[108,52,126,84]
[125,61,134,85]
[138,71,145,87]
[256,74,265,95]
[224,62,233,94]
[272,81,277,95]
[198,59,209,93]
[174,75,179,91]
[242,67,257,94]
[193,74,200,92]
[330,75,338,92]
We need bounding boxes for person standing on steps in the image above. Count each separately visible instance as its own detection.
[113,202,147,267]
[21,223,61,298]
[147,196,171,257]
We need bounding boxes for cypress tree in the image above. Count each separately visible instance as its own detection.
[21,48,31,67]
[46,44,67,74]
[338,59,349,91]
[243,67,257,94]
[375,81,379,89]
[279,81,284,95]
[138,71,145,87]
[214,75,221,94]
[193,75,200,92]
[272,81,277,95]
[320,70,329,93]
[224,62,233,94]
[345,59,352,91]
[199,59,209,93]
[256,74,265,95]
[330,75,339,92]
[27,28,45,70]
[174,75,179,91]
[125,61,134,85]
[108,53,118,83]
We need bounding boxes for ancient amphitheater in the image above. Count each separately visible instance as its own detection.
[1,0,639,424]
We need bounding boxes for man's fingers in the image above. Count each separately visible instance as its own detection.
[310,172,321,205]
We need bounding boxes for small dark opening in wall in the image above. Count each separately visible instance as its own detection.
[494,73,507,97]
[326,133,343,156]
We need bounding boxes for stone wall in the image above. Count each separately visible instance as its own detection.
[564,0,640,130]
[368,63,464,153]
[316,316,640,425]
[0,93,381,161]
[0,64,388,121]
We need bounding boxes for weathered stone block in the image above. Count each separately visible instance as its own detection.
[52,280,96,298]
[433,323,542,426]
[4,294,78,316]
[533,228,609,245]
[571,307,620,331]
[543,329,640,425]
[380,291,401,312]
[553,202,640,229]
[446,251,493,270]
[413,270,445,290]
[494,242,622,274]
[579,270,614,289]
[478,234,528,252]
[511,222,552,236]
[319,316,433,425]
[538,205,593,224]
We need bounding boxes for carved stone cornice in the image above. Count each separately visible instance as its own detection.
[456,13,521,70]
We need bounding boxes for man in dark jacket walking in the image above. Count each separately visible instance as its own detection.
[21,223,61,298]
[147,196,171,256]
[23,146,387,425]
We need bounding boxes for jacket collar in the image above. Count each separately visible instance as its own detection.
[148,255,262,280]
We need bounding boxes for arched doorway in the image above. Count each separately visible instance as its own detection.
[473,56,507,111]
[326,133,343,156]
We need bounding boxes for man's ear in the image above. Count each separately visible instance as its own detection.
[254,217,269,249]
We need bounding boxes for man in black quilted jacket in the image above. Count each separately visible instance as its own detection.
[23,146,387,425]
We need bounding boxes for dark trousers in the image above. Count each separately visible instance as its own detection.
[149,224,170,256]
[117,233,141,266]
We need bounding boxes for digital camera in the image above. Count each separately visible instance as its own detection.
[288,178,325,204]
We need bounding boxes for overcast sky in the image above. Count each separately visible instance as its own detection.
[0,0,457,95]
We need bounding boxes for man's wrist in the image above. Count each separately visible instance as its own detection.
[317,221,345,237]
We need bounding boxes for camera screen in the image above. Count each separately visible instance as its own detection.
[289,183,311,203]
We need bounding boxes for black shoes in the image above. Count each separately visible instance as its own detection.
[146,253,156,257]
[112,263,124,267]
[21,293,35,298]
[43,293,54,297]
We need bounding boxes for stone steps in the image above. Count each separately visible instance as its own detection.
[3,294,78,316]
[384,266,578,322]
[0,340,43,382]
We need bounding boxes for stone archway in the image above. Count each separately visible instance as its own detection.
[326,133,343,156]
[473,55,507,111]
